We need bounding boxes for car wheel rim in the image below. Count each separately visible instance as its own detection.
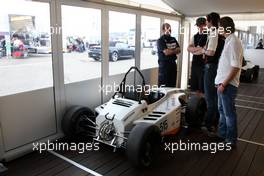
[75,113,95,136]
[112,52,118,62]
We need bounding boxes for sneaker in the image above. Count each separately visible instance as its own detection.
[201,126,218,137]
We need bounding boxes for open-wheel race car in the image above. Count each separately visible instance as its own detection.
[240,58,260,82]
[62,67,207,168]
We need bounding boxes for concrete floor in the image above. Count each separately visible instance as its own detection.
[0,48,158,96]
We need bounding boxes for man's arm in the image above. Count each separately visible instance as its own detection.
[188,44,202,53]
[222,67,240,87]
[218,67,240,93]
[163,47,181,56]
[187,36,198,53]
[193,34,218,56]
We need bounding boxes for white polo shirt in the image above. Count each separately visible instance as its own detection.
[207,28,218,52]
[215,34,243,87]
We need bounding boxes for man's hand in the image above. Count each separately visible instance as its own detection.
[163,47,181,56]
[192,47,204,55]
[187,45,201,53]
[217,84,225,93]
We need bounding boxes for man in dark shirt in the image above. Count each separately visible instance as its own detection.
[157,23,181,87]
[188,17,208,93]
[192,12,225,135]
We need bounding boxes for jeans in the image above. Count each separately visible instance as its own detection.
[217,84,238,144]
[158,61,177,87]
[204,63,218,128]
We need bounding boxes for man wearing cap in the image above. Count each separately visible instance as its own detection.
[188,17,208,94]
[192,12,225,135]
[157,23,181,87]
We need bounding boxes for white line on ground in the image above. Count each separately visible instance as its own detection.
[235,105,264,112]
[237,94,264,100]
[237,138,264,147]
[236,98,264,105]
[48,150,103,176]
[240,83,264,87]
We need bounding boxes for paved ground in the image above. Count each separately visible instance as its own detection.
[0,49,158,96]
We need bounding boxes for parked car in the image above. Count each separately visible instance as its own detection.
[0,39,6,58]
[240,57,259,82]
[88,41,135,62]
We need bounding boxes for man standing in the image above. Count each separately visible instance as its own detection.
[215,16,243,147]
[193,12,225,134]
[188,17,207,93]
[157,23,181,87]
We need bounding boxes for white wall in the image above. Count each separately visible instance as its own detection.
[244,49,264,68]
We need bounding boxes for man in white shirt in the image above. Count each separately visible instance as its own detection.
[215,17,243,147]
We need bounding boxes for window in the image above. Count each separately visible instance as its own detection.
[0,0,53,96]
[140,16,160,70]
[164,19,180,40]
[109,11,136,75]
[61,6,101,84]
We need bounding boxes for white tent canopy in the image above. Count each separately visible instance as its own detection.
[163,0,264,17]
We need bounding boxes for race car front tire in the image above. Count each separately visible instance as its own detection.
[126,123,161,168]
[62,106,95,140]
[185,95,207,127]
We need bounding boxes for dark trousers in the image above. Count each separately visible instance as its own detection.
[204,63,219,128]
[190,63,204,92]
[158,61,177,87]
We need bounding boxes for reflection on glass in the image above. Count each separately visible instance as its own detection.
[62,6,101,83]
[0,0,52,96]
[140,16,160,70]
[109,11,136,75]
[164,19,179,40]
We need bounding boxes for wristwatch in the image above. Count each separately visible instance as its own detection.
[202,48,206,54]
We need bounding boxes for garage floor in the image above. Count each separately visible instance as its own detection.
[5,69,264,176]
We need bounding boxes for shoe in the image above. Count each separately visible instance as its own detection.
[201,126,218,137]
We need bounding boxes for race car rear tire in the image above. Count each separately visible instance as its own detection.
[245,69,254,82]
[126,123,161,168]
[186,95,207,127]
[62,106,95,140]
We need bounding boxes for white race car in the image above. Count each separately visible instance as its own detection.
[62,67,206,167]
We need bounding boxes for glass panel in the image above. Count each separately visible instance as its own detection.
[109,11,136,75]
[62,6,101,83]
[140,16,160,70]
[0,0,53,96]
[164,19,180,40]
